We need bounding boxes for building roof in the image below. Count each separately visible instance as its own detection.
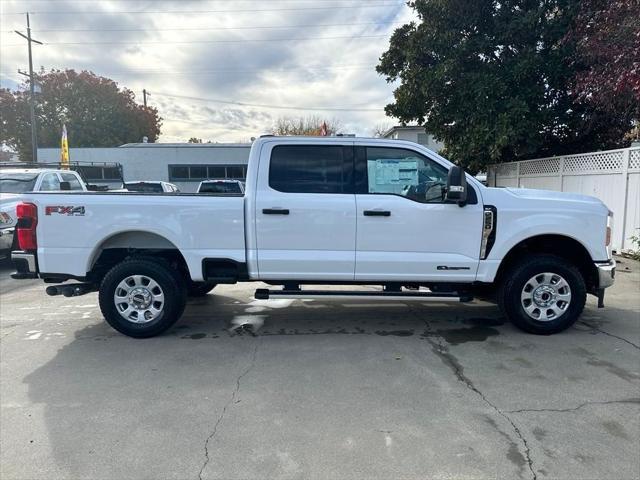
[381,125,427,138]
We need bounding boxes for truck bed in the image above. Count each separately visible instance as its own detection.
[24,192,246,281]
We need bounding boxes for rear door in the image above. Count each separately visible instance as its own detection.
[354,145,483,282]
[254,142,356,280]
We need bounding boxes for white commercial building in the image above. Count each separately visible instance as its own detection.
[38,143,252,193]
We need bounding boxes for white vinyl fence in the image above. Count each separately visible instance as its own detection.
[487,147,640,251]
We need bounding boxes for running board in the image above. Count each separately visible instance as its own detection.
[254,289,473,302]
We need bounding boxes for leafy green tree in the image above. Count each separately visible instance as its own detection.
[0,69,162,161]
[377,0,636,173]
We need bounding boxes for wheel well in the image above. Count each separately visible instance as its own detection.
[495,235,598,292]
[88,232,190,283]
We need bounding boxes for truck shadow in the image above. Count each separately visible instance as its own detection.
[175,293,508,344]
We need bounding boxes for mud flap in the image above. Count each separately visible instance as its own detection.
[597,288,605,308]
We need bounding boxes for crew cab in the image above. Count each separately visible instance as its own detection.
[11,137,615,338]
[0,168,86,258]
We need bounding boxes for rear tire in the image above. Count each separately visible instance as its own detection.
[99,258,187,338]
[498,254,586,335]
[186,280,216,297]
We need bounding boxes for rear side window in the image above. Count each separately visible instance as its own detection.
[40,173,61,191]
[60,173,84,191]
[269,145,352,194]
[199,182,242,194]
[125,182,163,193]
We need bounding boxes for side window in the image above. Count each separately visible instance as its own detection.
[269,145,352,194]
[60,173,84,191]
[40,173,61,191]
[364,147,448,203]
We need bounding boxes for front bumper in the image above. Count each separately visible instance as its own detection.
[596,258,616,289]
[11,251,38,279]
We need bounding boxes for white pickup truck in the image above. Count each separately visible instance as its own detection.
[11,137,615,338]
[1,167,87,258]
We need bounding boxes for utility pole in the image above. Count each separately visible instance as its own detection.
[15,13,42,162]
[143,89,149,108]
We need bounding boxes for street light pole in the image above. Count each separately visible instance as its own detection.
[15,13,42,162]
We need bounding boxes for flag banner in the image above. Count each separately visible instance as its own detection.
[61,124,70,169]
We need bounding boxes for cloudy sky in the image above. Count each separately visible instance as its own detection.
[0,0,415,143]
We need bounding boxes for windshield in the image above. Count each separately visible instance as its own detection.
[125,182,164,193]
[199,182,242,194]
[0,173,39,193]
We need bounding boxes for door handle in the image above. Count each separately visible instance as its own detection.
[363,210,391,217]
[262,208,290,215]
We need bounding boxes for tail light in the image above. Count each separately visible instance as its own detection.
[16,202,38,250]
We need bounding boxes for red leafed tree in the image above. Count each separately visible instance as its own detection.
[566,0,640,125]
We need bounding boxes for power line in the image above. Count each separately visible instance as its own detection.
[88,64,376,76]
[0,64,376,78]
[1,2,405,15]
[2,0,381,2]
[1,21,402,34]
[2,33,390,47]
[153,92,383,112]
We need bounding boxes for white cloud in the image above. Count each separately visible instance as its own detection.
[0,0,415,142]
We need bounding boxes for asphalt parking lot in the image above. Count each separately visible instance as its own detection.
[1,258,638,480]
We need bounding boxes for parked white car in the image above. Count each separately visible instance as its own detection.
[0,168,86,258]
[11,137,615,338]
[123,181,180,193]
[197,179,245,194]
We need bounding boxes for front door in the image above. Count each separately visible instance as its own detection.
[354,145,483,282]
[255,142,356,281]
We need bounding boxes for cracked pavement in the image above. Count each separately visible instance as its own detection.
[1,256,639,480]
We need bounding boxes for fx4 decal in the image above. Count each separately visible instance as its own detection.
[45,206,86,216]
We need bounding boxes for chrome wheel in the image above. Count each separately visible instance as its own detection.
[520,272,572,321]
[114,275,165,324]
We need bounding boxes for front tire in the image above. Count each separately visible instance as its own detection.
[499,254,586,335]
[99,258,187,338]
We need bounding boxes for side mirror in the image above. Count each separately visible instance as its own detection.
[446,165,468,206]
[59,181,71,191]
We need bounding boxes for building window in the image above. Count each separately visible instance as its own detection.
[207,166,226,178]
[417,133,429,146]
[168,164,247,181]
